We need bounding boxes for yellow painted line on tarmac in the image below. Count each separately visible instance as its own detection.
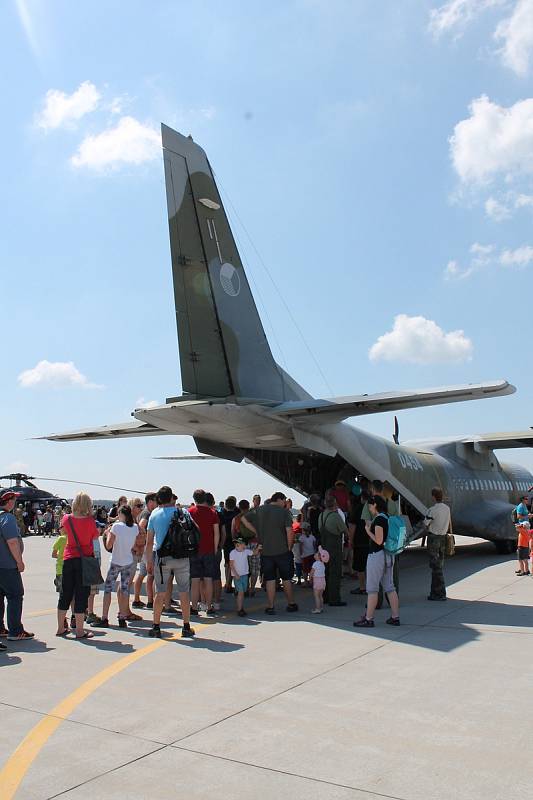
[25,608,56,618]
[0,620,212,800]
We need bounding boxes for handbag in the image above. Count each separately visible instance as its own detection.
[445,518,455,557]
[66,516,104,587]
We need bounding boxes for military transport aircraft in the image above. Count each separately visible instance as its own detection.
[43,124,533,552]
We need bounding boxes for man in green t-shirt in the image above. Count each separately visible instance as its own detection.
[318,497,348,606]
[242,492,298,615]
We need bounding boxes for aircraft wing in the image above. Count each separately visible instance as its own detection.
[39,420,182,442]
[462,430,533,450]
[270,380,515,424]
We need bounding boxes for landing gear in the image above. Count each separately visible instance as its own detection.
[494,540,516,555]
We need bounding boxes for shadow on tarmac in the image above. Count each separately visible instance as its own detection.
[0,653,22,667]
[223,540,530,653]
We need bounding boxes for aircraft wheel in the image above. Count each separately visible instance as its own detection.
[494,540,516,555]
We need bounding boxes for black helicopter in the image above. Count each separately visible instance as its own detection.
[0,473,146,509]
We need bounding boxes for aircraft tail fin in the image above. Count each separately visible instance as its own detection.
[162,125,307,402]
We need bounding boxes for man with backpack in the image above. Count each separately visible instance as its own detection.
[145,486,196,639]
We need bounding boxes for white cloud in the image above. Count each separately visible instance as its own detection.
[515,192,533,207]
[499,244,533,266]
[494,0,533,75]
[368,315,473,364]
[450,95,533,184]
[485,195,512,220]
[429,0,504,37]
[136,397,159,409]
[18,360,103,389]
[444,242,495,279]
[71,116,159,170]
[36,81,101,131]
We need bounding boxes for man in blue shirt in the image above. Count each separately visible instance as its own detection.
[146,486,195,639]
[0,490,34,643]
[516,496,530,525]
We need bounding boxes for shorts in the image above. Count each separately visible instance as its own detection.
[517,546,530,560]
[366,550,395,594]
[312,577,326,591]
[261,551,293,582]
[233,575,248,593]
[189,552,219,580]
[136,556,148,578]
[154,554,190,594]
[248,552,261,576]
[104,562,135,595]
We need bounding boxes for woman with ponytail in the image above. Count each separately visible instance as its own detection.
[93,505,138,629]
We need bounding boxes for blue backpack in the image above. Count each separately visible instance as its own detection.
[375,513,407,556]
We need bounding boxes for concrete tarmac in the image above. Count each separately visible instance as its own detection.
[0,536,531,800]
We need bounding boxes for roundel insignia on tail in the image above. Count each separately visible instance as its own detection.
[220,262,240,297]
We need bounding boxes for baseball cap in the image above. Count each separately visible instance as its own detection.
[0,490,21,503]
[233,537,247,545]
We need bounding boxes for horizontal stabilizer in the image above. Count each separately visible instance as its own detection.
[270,380,515,424]
[39,420,169,442]
[462,430,533,450]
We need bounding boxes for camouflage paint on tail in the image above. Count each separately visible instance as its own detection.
[162,124,306,402]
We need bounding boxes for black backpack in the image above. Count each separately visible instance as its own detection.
[157,509,200,559]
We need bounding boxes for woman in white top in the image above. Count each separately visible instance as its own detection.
[92,505,138,629]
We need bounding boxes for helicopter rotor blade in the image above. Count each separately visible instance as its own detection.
[33,477,148,495]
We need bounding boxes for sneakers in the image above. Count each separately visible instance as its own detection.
[353,617,375,628]
[0,628,8,638]
[85,613,101,625]
[237,609,247,617]
[205,607,217,617]
[0,640,7,651]
[145,601,154,610]
[189,607,199,616]
[7,630,35,640]
[286,603,299,613]
[91,618,109,628]
[131,600,146,609]
[386,616,400,626]
[118,617,128,629]
[311,608,323,614]
[181,624,195,638]
[148,624,162,638]
[264,607,275,615]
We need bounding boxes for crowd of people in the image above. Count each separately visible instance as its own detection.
[0,477,458,649]
[514,495,533,576]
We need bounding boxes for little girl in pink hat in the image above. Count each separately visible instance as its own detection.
[310,546,329,614]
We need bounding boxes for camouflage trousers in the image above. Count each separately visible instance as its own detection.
[427,534,446,599]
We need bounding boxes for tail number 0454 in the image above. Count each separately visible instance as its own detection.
[398,452,423,472]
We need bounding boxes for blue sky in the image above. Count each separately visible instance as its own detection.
[2,0,533,502]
